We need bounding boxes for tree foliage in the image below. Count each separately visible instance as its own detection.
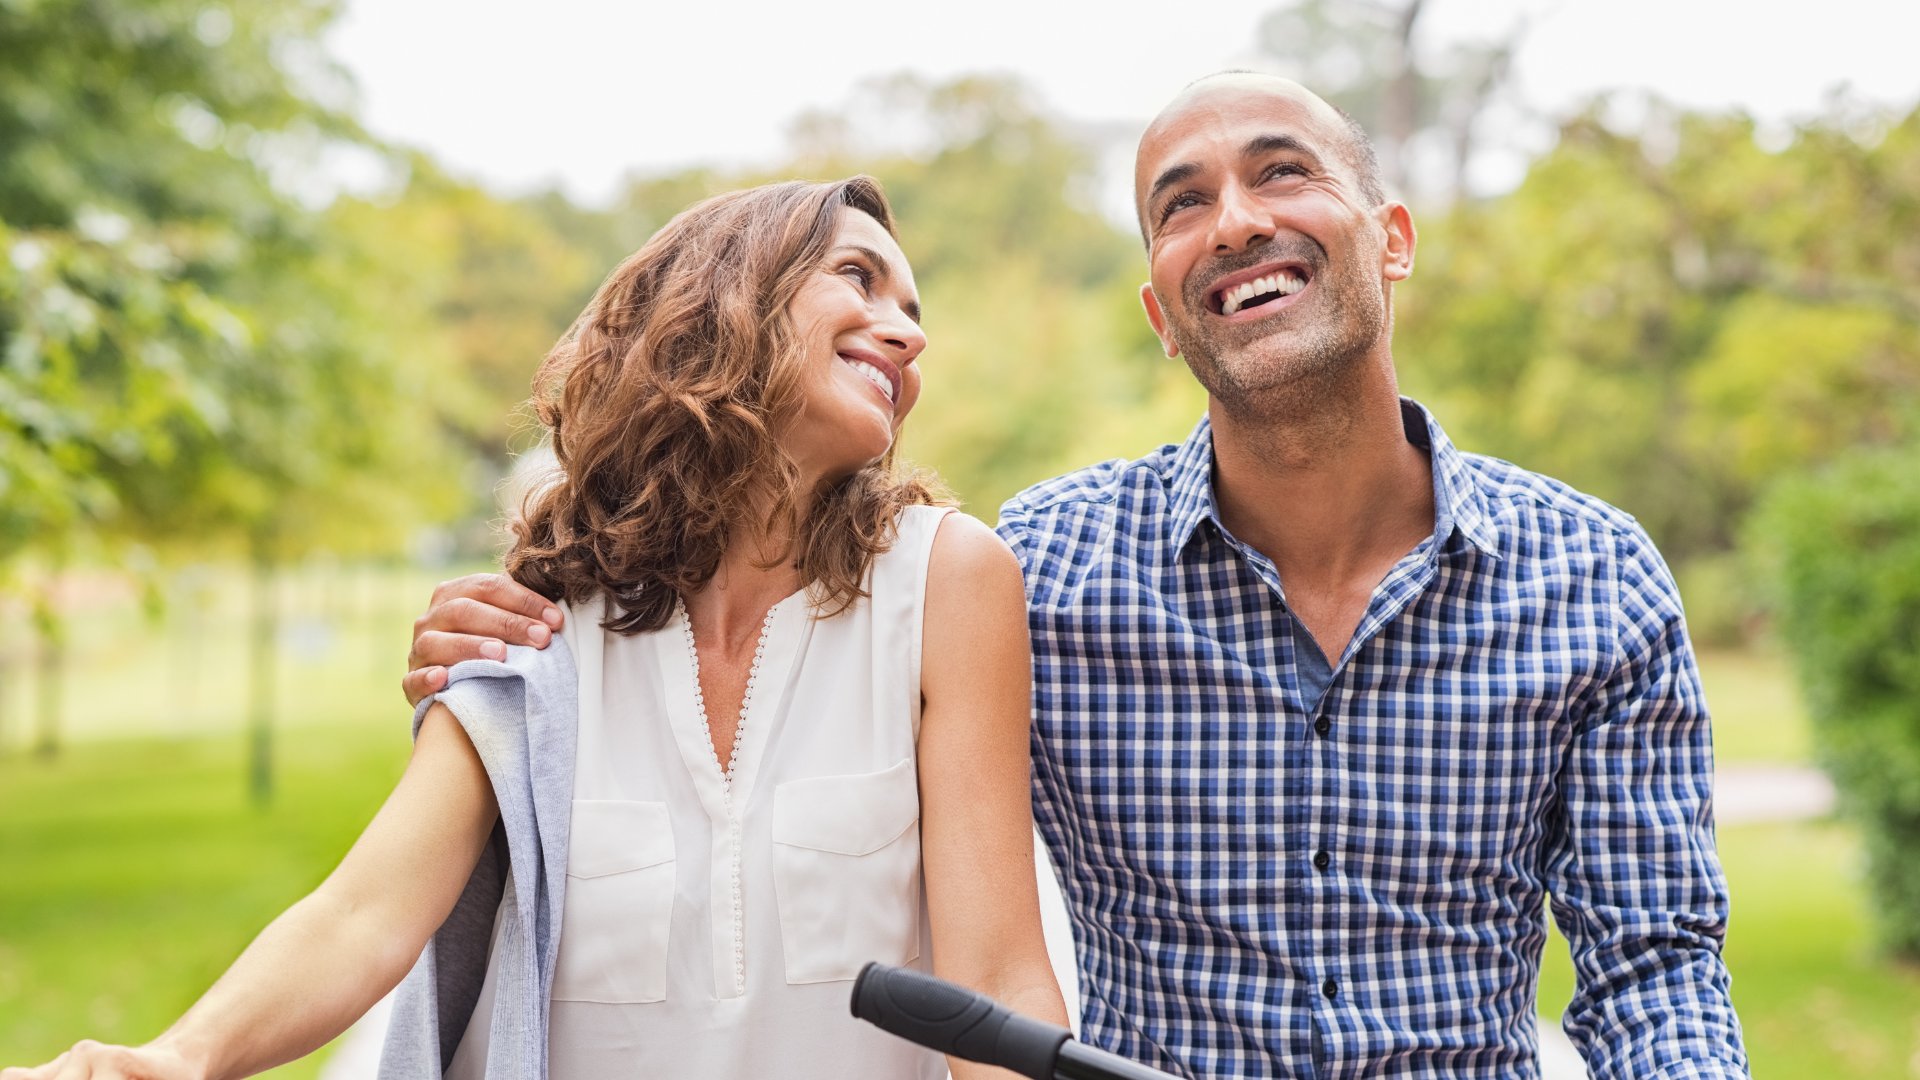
[1400,101,1920,564]
[1756,446,1920,958]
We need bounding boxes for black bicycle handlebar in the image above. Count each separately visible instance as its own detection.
[850,962,1176,1080]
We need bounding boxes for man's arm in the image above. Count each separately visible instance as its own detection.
[404,574,564,705]
[1544,525,1750,1080]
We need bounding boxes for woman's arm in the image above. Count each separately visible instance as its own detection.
[918,513,1071,1080]
[1,705,501,1080]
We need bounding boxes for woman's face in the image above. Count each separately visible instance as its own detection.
[781,207,926,484]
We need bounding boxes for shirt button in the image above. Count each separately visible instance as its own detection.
[1312,850,1331,871]
[1313,717,1331,737]
[1322,978,1339,1000]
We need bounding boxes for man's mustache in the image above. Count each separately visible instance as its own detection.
[1182,238,1327,311]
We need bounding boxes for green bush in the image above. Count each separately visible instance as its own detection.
[1754,444,1920,958]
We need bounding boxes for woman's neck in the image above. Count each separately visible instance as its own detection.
[683,520,805,653]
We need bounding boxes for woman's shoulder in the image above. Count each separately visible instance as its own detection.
[434,630,578,713]
[924,511,1021,591]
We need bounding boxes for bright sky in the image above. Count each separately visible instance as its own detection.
[325,0,1920,216]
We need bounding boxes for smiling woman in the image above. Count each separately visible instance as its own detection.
[2,176,1068,1080]
[507,177,932,633]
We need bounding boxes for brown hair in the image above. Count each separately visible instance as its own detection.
[506,176,948,634]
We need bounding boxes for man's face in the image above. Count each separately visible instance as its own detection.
[1134,76,1412,411]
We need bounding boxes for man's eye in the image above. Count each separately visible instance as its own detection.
[1262,163,1307,182]
[1158,194,1200,225]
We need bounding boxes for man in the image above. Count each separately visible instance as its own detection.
[405,73,1749,1078]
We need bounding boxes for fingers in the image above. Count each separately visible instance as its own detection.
[411,594,557,657]
[4,1041,137,1080]
[405,575,563,708]
[402,629,519,706]
[402,663,447,708]
[426,574,563,633]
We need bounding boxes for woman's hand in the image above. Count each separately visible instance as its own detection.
[405,573,565,705]
[1,1038,202,1080]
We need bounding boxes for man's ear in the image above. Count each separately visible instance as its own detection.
[1380,201,1415,282]
[1140,283,1180,358]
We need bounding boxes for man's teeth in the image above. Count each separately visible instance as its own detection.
[1220,271,1305,316]
[846,357,894,402]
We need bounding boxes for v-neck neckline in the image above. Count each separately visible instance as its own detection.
[657,590,807,819]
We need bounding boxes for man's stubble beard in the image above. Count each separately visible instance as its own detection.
[1165,256,1388,426]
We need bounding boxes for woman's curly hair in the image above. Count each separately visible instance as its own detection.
[506,176,948,634]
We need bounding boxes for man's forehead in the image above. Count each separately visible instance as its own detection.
[1135,76,1341,189]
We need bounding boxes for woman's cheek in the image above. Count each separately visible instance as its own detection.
[893,365,923,428]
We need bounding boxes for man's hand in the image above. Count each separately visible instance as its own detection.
[405,573,565,706]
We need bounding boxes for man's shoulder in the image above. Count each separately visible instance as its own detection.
[1460,449,1646,546]
[997,442,1185,529]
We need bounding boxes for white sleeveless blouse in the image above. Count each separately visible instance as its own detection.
[449,505,953,1079]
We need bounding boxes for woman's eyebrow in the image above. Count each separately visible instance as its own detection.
[836,244,921,323]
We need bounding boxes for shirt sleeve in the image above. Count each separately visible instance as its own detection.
[1543,523,1751,1079]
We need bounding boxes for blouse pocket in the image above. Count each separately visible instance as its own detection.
[551,799,676,1003]
[771,757,923,984]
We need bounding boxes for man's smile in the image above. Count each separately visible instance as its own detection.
[1204,260,1313,321]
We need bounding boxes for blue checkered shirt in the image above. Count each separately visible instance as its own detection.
[997,400,1749,1080]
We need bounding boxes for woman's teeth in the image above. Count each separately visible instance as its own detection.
[1221,271,1306,316]
[845,357,894,402]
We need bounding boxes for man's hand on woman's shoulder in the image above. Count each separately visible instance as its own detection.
[404,573,565,706]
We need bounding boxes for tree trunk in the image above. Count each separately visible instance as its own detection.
[247,533,280,805]
[31,561,66,760]
[1382,0,1426,196]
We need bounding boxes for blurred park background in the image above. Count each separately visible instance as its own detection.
[3,0,1920,1075]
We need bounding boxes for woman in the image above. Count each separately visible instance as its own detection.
[3,176,1067,1080]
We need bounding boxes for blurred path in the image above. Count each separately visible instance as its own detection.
[320,764,1830,1080]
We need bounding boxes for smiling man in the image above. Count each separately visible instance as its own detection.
[991,71,1749,1079]
[406,72,1749,1079]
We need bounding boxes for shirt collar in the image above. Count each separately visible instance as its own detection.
[1163,398,1501,560]
[1163,413,1220,550]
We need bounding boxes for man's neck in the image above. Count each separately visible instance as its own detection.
[1207,360,1435,592]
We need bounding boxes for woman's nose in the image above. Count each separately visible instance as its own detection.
[881,314,926,365]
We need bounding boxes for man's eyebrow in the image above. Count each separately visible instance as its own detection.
[836,244,921,324]
[1244,133,1321,165]
[1147,162,1202,209]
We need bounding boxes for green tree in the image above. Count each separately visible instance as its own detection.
[1401,100,1920,567]
[0,0,468,786]
[1756,445,1920,958]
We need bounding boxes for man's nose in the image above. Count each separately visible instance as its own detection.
[1207,181,1272,255]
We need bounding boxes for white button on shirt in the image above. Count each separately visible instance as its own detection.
[449,506,952,1079]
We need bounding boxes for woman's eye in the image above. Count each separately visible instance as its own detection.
[842,264,873,291]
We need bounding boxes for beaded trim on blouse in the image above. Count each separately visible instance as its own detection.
[677,594,780,994]
[677,596,779,788]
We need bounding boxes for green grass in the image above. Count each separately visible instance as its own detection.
[1698,646,1816,765]
[0,560,462,1074]
[0,728,407,1075]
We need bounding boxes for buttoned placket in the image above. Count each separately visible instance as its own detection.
[1211,518,1450,1071]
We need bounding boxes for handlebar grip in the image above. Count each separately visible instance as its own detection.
[851,962,1071,1080]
